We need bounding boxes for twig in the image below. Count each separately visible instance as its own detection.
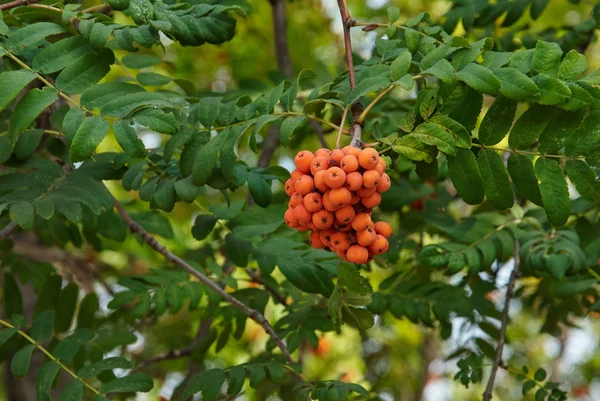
[336,107,349,149]
[244,268,288,307]
[357,85,395,124]
[482,240,520,401]
[112,197,296,365]
[0,221,18,242]
[0,0,42,10]
[81,4,111,14]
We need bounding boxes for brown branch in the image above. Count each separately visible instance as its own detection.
[482,240,520,401]
[270,0,292,77]
[244,268,288,307]
[112,197,296,365]
[0,221,17,242]
[308,120,328,148]
[0,0,41,10]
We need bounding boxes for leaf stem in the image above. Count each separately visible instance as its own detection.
[0,319,101,395]
[336,107,349,149]
[471,143,586,160]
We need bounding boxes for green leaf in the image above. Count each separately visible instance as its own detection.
[248,363,266,388]
[136,71,172,86]
[15,129,44,160]
[55,283,79,333]
[60,381,83,401]
[566,160,600,205]
[11,344,36,378]
[174,176,199,203]
[3,273,22,316]
[113,120,146,158]
[131,211,173,238]
[428,114,471,148]
[265,361,285,382]
[391,51,412,81]
[248,173,272,207]
[122,53,162,69]
[522,380,537,395]
[343,306,375,330]
[0,70,37,112]
[531,74,571,105]
[227,365,246,395]
[564,109,600,156]
[456,63,500,95]
[478,96,517,145]
[55,49,115,94]
[535,388,546,401]
[192,134,226,186]
[339,264,373,294]
[477,149,514,209]
[70,116,110,162]
[530,0,549,19]
[280,115,305,146]
[225,233,252,267]
[348,77,390,104]
[447,148,485,205]
[32,197,54,220]
[536,158,570,226]
[412,122,456,155]
[100,92,172,118]
[421,59,456,85]
[451,37,492,71]
[493,67,540,101]
[419,44,451,71]
[153,180,176,212]
[538,109,585,153]
[543,253,570,279]
[534,368,547,381]
[393,134,437,163]
[183,369,226,401]
[100,373,153,393]
[0,328,17,347]
[508,104,552,149]
[133,108,177,134]
[532,40,562,75]
[558,50,587,81]
[90,22,114,50]
[33,36,93,74]
[404,28,421,53]
[449,87,483,133]
[6,22,65,55]
[0,135,10,164]
[81,82,145,109]
[31,310,54,342]
[8,87,57,144]
[36,362,61,401]
[10,201,35,230]
[507,154,543,206]
[62,107,86,142]
[387,6,400,22]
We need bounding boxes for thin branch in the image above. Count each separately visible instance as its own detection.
[81,4,111,14]
[357,85,395,124]
[270,0,293,77]
[336,107,349,149]
[482,240,520,401]
[244,268,288,307]
[112,197,296,366]
[471,143,586,160]
[0,221,18,242]
[336,0,357,90]
[0,0,42,10]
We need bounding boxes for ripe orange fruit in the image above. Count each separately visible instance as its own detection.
[314,170,329,192]
[324,167,346,189]
[291,169,304,183]
[345,171,363,191]
[351,213,372,232]
[322,191,340,212]
[293,204,312,225]
[334,221,352,231]
[374,157,386,174]
[320,229,335,247]
[289,192,304,208]
[356,186,377,198]
[377,173,391,193]
[363,170,381,189]
[330,149,345,165]
[310,156,330,175]
[361,192,381,208]
[285,178,296,196]
[374,221,392,238]
[340,155,359,173]
[331,232,351,251]
[369,234,389,254]
[335,205,355,224]
[329,187,352,207]
[294,150,315,172]
[304,192,323,212]
[356,226,377,246]
[296,224,309,232]
[295,175,315,195]
[312,209,334,230]
[350,194,361,205]
[342,146,361,157]
[358,148,379,169]
[315,148,332,158]
[284,208,299,228]
[346,245,369,264]
[310,231,325,248]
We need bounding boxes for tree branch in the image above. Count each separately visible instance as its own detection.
[112,197,296,366]
[244,268,288,307]
[482,240,520,401]
[0,0,42,10]
[0,221,17,242]
[270,0,292,77]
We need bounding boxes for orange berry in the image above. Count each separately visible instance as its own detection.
[345,171,363,191]
[315,148,332,158]
[342,146,361,157]
[294,150,315,172]
[295,175,315,195]
[374,221,392,238]
[304,192,323,213]
[310,156,330,175]
[356,186,377,198]
[377,173,391,193]
[340,155,359,173]
[314,170,329,192]
[334,221,352,231]
[351,213,373,232]
[289,192,304,208]
[374,157,386,175]
[285,178,296,196]
[356,226,377,246]
[331,232,351,251]
[293,204,312,225]
[312,209,334,230]
[329,187,352,207]
[362,192,381,208]
[369,234,389,255]
[363,170,381,189]
[324,167,346,189]
[307,222,318,231]
[297,224,309,232]
[350,194,361,205]
[291,169,304,183]
[310,231,326,248]
[320,229,335,247]
[346,245,369,264]
[358,148,379,170]
[322,191,340,212]
[284,208,299,228]
[335,205,356,224]
[330,149,345,165]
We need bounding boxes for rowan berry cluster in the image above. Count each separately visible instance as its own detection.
[284,146,392,264]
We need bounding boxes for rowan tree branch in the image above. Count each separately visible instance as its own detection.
[482,240,520,401]
[0,221,18,242]
[0,0,42,10]
[244,268,288,307]
[112,197,296,365]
